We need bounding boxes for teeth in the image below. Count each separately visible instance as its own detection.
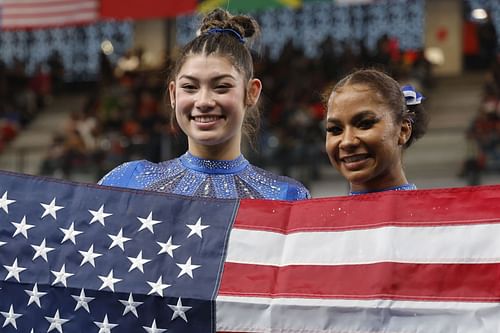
[193,116,220,123]
[343,155,367,163]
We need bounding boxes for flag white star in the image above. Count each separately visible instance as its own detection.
[119,293,143,317]
[127,250,151,273]
[11,215,34,239]
[32,238,55,262]
[176,257,201,278]
[72,289,94,313]
[59,222,83,244]
[186,217,210,238]
[147,276,170,296]
[25,283,47,308]
[89,204,112,226]
[3,259,26,282]
[40,198,64,220]
[51,264,74,287]
[94,314,118,333]
[79,244,102,267]
[98,270,122,292]
[45,309,69,333]
[168,298,192,322]
[108,228,131,251]
[0,305,22,329]
[0,241,5,247]
[0,191,15,214]
[143,319,167,333]
[137,211,162,233]
[157,236,180,257]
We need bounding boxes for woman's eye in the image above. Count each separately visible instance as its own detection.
[326,126,342,135]
[215,85,231,92]
[181,84,197,91]
[358,119,376,129]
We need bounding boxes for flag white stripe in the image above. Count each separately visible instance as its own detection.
[2,0,82,4]
[3,2,97,15]
[227,223,500,266]
[3,11,96,27]
[216,295,500,333]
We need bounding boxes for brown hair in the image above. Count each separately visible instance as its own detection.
[169,8,261,144]
[327,68,428,148]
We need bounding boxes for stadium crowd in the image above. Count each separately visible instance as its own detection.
[0,51,63,153]
[35,35,432,185]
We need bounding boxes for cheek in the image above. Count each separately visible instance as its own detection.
[325,137,338,160]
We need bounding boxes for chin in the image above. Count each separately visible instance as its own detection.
[343,172,371,187]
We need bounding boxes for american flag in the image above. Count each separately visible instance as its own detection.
[0,170,237,332]
[1,170,500,332]
[0,0,98,30]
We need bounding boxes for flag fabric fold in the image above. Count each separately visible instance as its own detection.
[0,170,500,332]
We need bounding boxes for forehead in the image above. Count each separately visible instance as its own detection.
[327,84,386,114]
[177,54,240,79]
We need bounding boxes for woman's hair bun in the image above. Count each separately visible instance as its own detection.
[199,8,259,40]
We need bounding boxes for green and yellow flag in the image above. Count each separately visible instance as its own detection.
[197,0,303,14]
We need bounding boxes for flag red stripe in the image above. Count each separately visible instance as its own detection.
[219,262,500,302]
[100,0,197,19]
[235,185,500,233]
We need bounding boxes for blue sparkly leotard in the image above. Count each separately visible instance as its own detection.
[99,152,310,200]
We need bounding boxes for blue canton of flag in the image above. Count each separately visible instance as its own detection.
[0,170,238,332]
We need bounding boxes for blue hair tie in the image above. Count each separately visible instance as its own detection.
[401,85,424,106]
[206,28,245,44]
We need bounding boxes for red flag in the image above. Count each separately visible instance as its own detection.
[0,0,98,30]
[100,0,197,20]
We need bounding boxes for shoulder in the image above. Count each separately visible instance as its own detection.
[99,157,184,190]
[98,159,182,189]
[98,160,148,188]
[247,165,311,200]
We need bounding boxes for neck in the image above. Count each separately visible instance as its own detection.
[188,144,241,161]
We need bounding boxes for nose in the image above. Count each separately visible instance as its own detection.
[194,88,216,111]
[339,127,359,151]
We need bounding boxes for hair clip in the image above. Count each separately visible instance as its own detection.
[401,85,424,106]
[206,28,245,44]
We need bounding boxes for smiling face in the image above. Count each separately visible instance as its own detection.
[169,54,261,160]
[325,83,411,192]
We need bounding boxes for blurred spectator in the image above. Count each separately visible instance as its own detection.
[0,55,59,152]
[29,63,52,110]
[460,56,500,184]
[477,11,498,68]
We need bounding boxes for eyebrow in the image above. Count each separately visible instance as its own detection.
[178,74,236,82]
[326,110,378,123]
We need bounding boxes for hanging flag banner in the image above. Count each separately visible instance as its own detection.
[0,170,500,332]
[0,0,99,30]
[100,0,197,20]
